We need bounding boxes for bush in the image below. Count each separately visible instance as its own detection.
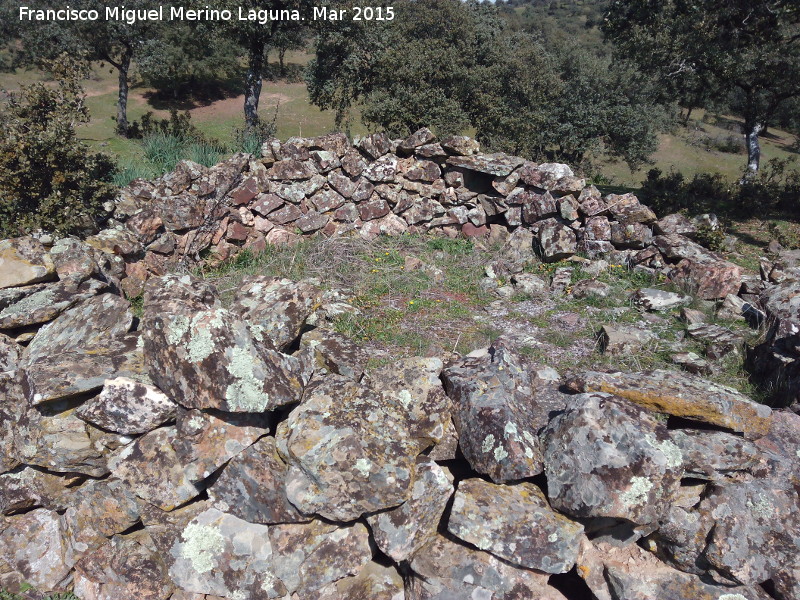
[640,159,800,218]
[0,55,116,236]
[232,106,279,155]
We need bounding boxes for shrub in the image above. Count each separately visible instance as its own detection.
[0,55,116,236]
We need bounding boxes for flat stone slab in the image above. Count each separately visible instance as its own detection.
[446,153,525,176]
[567,370,772,439]
[409,533,568,600]
[633,288,692,311]
[75,376,176,435]
[447,478,584,573]
[600,324,656,355]
[0,237,55,289]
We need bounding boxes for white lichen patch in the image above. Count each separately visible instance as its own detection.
[493,445,509,461]
[481,434,496,453]
[746,493,773,518]
[355,458,373,477]
[644,434,683,469]
[397,389,413,408]
[504,421,518,438]
[180,522,225,574]
[548,532,558,543]
[719,595,748,600]
[225,346,267,412]
[621,476,654,507]
[167,315,191,345]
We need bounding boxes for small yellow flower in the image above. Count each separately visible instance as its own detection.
[375,258,381,262]
[384,252,390,255]
[409,300,415,305]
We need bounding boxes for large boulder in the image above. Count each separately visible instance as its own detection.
[0,237,55,289]
[543,393,684,525]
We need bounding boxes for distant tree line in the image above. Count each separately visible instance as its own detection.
[1,0,798,176]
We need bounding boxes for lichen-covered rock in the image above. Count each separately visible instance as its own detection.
[604,193,656,224]
[0,277,105,330]
[567,370,772,439]
[23,293,132,362]
[300,327,369,380]
[111,427,198,511]
[0,237,55,289]
[0,509,72,590]
[699,478,800,587]
[442,345,544,482]
[230,276,322,351]
[268,520,372,597]
[21,332,145,405]
[48,237,99,280]
[75,377,176,435]
[16,406,110,476]
[73,531,174,600]
[143,304,301,413]
[367,457,453,562]
[365,357,451,448]
[62,479,142,558]
[172,408,266,483]
[543,393,684,525]
[670,258,743,300]
[633,288,692,311]
[0,467,73,515]
[537,219,577,262]
[363,154,399,183]
[446,153,523,176]
[313,561,405,600]
[168,507,282,598]
[577,538,771,600]
[670,430,760,480]
[448,478,584,573]
[208,436,308,525]
[408,533,568,600]
[276,374,426,521]
[599,324,656,355]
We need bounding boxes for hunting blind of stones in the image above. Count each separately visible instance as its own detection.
[0,128,797,600]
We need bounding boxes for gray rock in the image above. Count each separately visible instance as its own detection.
[571,278,611,299]
[511,272,548,296]
[543,393,684,525]
[367,457,453,562]
[0,237,55,289]
[408,533,568,600]
[111,427,198,511]
[446,153,524,177]
[687,323,746,359]
[231,276,322,352]
[0,277,106,330]
[448,478,584,573]
[143,301,302,413]
[577,538,771,600]
[670,429,760,480]
[671,351,712,375]
[75,377,176,435]
[442,344,544,482]
[599,324,656,355]
[276,375,426,521]
[537,219,577,262]
[208,436,308,525]
[0,509,72,590]
[633,288,692,311]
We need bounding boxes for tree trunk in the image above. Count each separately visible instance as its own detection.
[744,121,763,176]
[116,47,133,137]
[244,43,265,129]
[279,47,287,77]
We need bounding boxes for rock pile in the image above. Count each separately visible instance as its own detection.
[84,129,739,300]
[0,130,799,600]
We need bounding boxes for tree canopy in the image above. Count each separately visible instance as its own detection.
[603,0,800,174]
[308,0,669,170]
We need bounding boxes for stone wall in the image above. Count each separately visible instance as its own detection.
[92,128,741,300]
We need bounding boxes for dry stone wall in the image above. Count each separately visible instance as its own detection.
[90,128,741,300]
[0,130,797,600]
